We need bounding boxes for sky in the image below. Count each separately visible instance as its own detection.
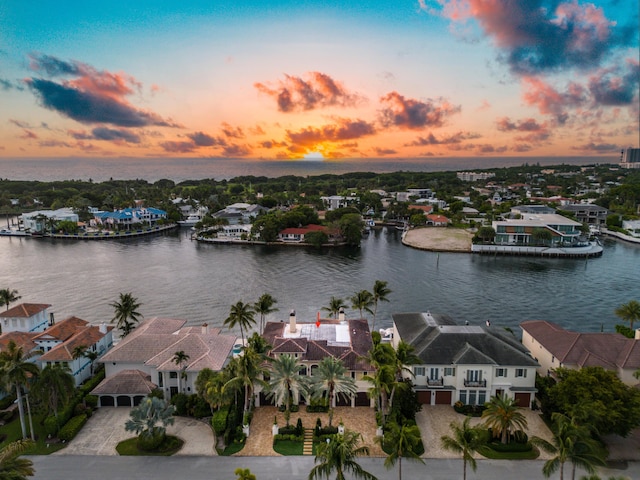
[0,0,638,161]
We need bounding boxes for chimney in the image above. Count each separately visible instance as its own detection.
[99,322,107,334]
[338,308,345,323]
[49,312,55,326]
[289,310,297,333]
[635,329,640,340]
[202,323,209,335]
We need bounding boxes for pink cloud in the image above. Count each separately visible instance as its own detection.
[379,91,460,130]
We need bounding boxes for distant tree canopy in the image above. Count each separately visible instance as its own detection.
[547,367,640,437]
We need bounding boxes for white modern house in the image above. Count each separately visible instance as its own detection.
[94,317,236,407]
[21,209,79,234]
[0,303,52,334]
[393,312,539,408]
[212,203,269,225]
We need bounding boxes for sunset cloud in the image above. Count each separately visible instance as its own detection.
[379,92,460,130]
[522,76,587,122]
[69,127,141,144]
[286,118,376,147]
[255,72,364,112]
[588,60,640,106]
[426,0,630,75]
[406,131,481,146]
[496,116,550,144]
[25,54,175,128]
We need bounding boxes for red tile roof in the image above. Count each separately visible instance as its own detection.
[34,316,88,342]
[279,224,328,235]
[0,303,51,318]
[40,325,109,362]
[0,332,38,353]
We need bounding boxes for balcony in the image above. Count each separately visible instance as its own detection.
[426,377,444,387]
[464,379,487,387]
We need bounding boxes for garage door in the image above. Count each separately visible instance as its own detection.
[435,391,452,405]
[355,392,370,407]
[514,392,530,407]
[417,391,431,405]
[336,394,351,407]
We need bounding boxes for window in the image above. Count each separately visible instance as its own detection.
[310,365,318,376]
[414,367,425,376]
[515,368,527,378]
[444,367,455,376]
[429,367,439,379]
[467,370,482,382]
[478,390,487,405]
[496,368,507,377]
[169,371,178,379]
[158,372,164,387]
[459,390,467,404]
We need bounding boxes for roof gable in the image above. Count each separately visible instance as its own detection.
[0,303,51,318]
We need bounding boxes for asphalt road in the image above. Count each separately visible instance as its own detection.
[28,456,640,480]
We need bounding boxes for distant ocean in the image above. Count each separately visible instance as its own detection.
[0,156,615,183]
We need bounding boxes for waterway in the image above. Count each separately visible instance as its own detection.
[1,228,638,338]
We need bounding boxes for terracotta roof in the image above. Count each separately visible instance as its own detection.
[0,332,39,353]
[426,214,450,223]
[91,369,157,395]
[40,325,109,362]
[0,303,51,318]
[521,320,640,370]
[34,316,88,342]
[410,205,433,214]
[279,224,328,235]
[100,317,235,372]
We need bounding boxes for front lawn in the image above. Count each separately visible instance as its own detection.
[273,439,304,455]
[0,412,66,455]
[116,435,183,456]
[478,444,540,460]
[219,441,245,456]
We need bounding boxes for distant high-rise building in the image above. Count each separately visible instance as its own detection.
[620,148,640,169]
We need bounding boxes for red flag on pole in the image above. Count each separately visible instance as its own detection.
[316,312,321,328]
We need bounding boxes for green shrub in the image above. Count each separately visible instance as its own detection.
[84,395,99,409]
[79,369,105,395]
[278,425,297,436]
[148,389,165,399]
[488,440,532,453]
[306,404,329,413]
[59,414,88,442]
[0,394,16,410]
[296,418,303,436]
[189,395,211,418]
[170,393,189,416]
[137,431,165,451]
[212,407,229,436]
[273,433,303,442]
[44,415,59,436]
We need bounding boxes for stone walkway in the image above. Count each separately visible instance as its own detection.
[238,406,384,457]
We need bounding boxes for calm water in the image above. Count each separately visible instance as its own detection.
[0,156,608,182]
[0,229,637,337]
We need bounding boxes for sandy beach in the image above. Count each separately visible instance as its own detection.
[402,227,474,252]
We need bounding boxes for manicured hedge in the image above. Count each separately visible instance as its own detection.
[212,406,229,436]
[488,441,533,453]
[59,414,88,442]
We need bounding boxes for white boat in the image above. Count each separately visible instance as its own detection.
[0,229,30,237]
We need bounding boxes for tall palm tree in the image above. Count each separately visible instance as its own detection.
[125,396,175,447]
[110,292,143,337]
[371,280,392,331]
[196,368,230,415]
[379,422,424,480]
[253,293,278,333]
[225,347,266,422]
[172,350,190,394]
[0,439,35,480]
[0,340,40,439]
[388,341,421,410]
[350,290,374,319]
[614,300,640,330]
[481,395,528,444]
[83,350,99,376]
[224,301,256,347]
[363,364,394,425]
[30,363,75,422]
[0,288,21,311]
[266,354,309,426]
[533,413,606,480]
[322,297,347,319]
[71,345,87,361]
[309,429,378,480]
[440,417,485,480]
[312,357,357,426]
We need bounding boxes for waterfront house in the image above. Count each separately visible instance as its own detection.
[94,318,236,406]
[36,316,113,386]
[92,207,167,229]
[277,224,338,243]
[212,203,268,225]
[258,310,374,407]
[521,320,640,386]
[21,208,79,234]
[622,219,640,238]
[559,204,609,226]
[393,312,539,407]
[426,214,451,226]
[321,195,360,211]
[492,213,583,247]
[0,303,52,334]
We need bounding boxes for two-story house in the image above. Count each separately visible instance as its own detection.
[259,310,374,407]
[393,312,539,408]
[94,317,236,407]
[0,303,52,334]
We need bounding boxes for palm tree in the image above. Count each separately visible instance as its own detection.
[196,368,230,415]
[71,345,87,361]
[440,417,485,480]
[0,439,35,480]
[0,288,21,311]
[379,422,424,480]
[481,395,528,444]
[322,297,347,319]
[254,293,278,333]
[224,301,256,347]
[0,340,40,439]
[125,396,175,449]
[309,429,378,480]
[110,292,143,337]
[234,468,256,480]
[266,354,309,426]
[30,364,75,422]
[388,341,421,411]
[363,364,394,424]
[350,290,374,319]
[312,357,357,426]
[172,350,190,394]
[533,413,606,480]
[225,347,266,422]
[614,300,640,330]
[84,350,99,376]
[371,280,391,331]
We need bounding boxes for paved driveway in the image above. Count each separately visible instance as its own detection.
[55,407,216,456]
